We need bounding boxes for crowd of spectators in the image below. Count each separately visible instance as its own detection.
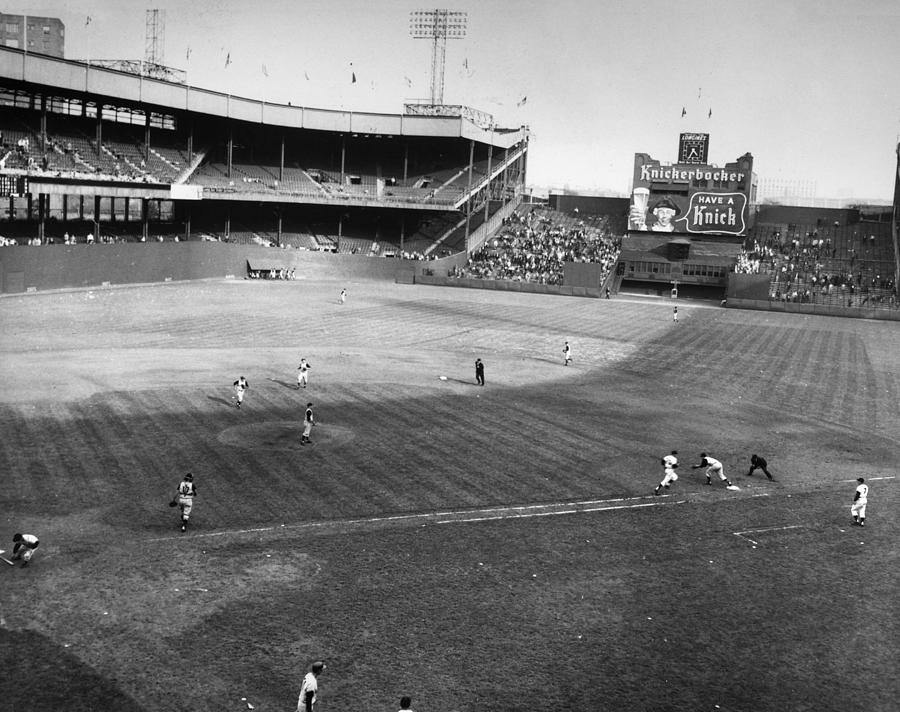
[450,208,622,286]
[734,227,897,308]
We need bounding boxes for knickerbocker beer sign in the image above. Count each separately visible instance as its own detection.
[629,151,754,237]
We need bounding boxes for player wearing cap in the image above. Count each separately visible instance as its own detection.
[174,473,197,532]
[654,450,679,495]
[297,660,325,712]
[297,359,311,389]
[11,533,39,566]
[851,477,868,527]
[691,453,734,487]
[232,376,250,408]
[562,341,572,366]
[301,403,315,445]
[747,454,775,481]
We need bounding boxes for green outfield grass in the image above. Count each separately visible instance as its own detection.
[1,279,898,712]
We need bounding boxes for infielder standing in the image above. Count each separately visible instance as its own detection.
[339,288,347,305]
[297,359,311,389]
[654,450,679,495]
[851,477,868,527]
[301,402,316,445]
[174,472,197,532]
[691,452,734,487]
[233,376,250,408]
[562,341,572,366]
[297,660,326,712]
[11,533,39,566]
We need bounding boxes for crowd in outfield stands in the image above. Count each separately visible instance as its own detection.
[450,209,622,286]
[734,229,897,307]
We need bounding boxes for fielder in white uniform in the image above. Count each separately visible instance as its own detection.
[654,450,679,495]
[563,341,572,366]
[297,660,325,712]
[851,477,868,526]
[692,453,734,487]
[301,402,315,445]
[233,376,250,408]
[11,533,39,566]
[297,359,311,389]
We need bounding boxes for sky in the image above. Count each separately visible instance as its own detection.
[12,0,900,201]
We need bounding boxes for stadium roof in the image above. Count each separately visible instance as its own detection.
[0,47,526,149]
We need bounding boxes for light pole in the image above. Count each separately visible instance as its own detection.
[409,9,467,106]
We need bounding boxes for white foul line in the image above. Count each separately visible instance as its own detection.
[733,525,804,546]
[144,494,684,542]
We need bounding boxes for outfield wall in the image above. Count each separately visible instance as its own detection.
[415,274,604,298]
[0,244,422,294]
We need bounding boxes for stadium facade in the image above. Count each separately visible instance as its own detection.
[0,46,528,292]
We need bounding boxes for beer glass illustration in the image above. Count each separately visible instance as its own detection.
[630,187,650,230]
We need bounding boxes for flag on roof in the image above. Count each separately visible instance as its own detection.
[186,46,192,61]
[225,53,231,68]
[681,106,686,117]
[404,76,412,87]
[304,71,310,81]
[708,108,712,118]
[85,16,92,26]
[262,64,268,77]
[351,71,357,83]
[517,96,527,107]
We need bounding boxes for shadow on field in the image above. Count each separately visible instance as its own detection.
[0,630,147,712]
[207,395,235,408]
[268,378,301,391]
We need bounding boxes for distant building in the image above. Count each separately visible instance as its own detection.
[0,13,65,58]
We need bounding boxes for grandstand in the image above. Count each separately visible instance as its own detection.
[0,47,527,272]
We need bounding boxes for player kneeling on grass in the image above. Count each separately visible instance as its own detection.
[12,533,39,566]
[654,450,679,495]
[691,452,734,488]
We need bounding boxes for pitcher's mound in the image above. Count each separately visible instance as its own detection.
[218,421,355,451]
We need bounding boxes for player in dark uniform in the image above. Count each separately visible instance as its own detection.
[475,358,484,386]
[746,454,775,480]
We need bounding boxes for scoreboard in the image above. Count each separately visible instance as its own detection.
[0,175,29,197]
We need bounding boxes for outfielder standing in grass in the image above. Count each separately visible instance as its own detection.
[173,472,197,532]
[297,660,325,712]
[851,477,868,527]
[232,376,250,408]
[475,358,485,386]
[654,450,679,495]
[691,452,734,488]
[301,402,315,445]
[297,358,311,389]
[563,340,572,366]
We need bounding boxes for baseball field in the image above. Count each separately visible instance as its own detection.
[1,276,898,712]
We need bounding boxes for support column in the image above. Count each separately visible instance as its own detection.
[279,133,285,182]
[142,198,149,241]
[93,195,101,240]
[340,136,346,186]
[227,129,233,179]
[37,194,46,243]
[464,139,475,252]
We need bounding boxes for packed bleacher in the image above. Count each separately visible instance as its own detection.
[735,221,898,309]
[450,207,622,286]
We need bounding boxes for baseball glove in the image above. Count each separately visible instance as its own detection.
[168,499,178,507]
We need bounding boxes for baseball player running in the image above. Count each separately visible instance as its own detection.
[691,452,734,487]
[11,533,39,566]
[232,376,250,408]
[654,450,679,495]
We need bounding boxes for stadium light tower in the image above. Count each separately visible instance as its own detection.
[145,9,166,67]
[409,9,467,106]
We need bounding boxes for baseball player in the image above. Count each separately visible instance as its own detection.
[297,660,326,712]
[691,452,734,487]
[747,454,775,480]
[562,341,572,366]
[11,533,39,566]
[673,305,678,322]
[232,376,250,408]
[654,450,679,495]
[301,402,316,445]
[475,358,485,386]
[174,472,197,532]
[297,359,311,389]
[851,477,868,527]
[339,288,347,305]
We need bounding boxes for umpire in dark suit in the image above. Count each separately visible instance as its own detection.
[747,454,774,480]
[475,358,485,386]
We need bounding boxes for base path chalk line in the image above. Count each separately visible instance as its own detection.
[144,494,686,542]
[733,524,804,546]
